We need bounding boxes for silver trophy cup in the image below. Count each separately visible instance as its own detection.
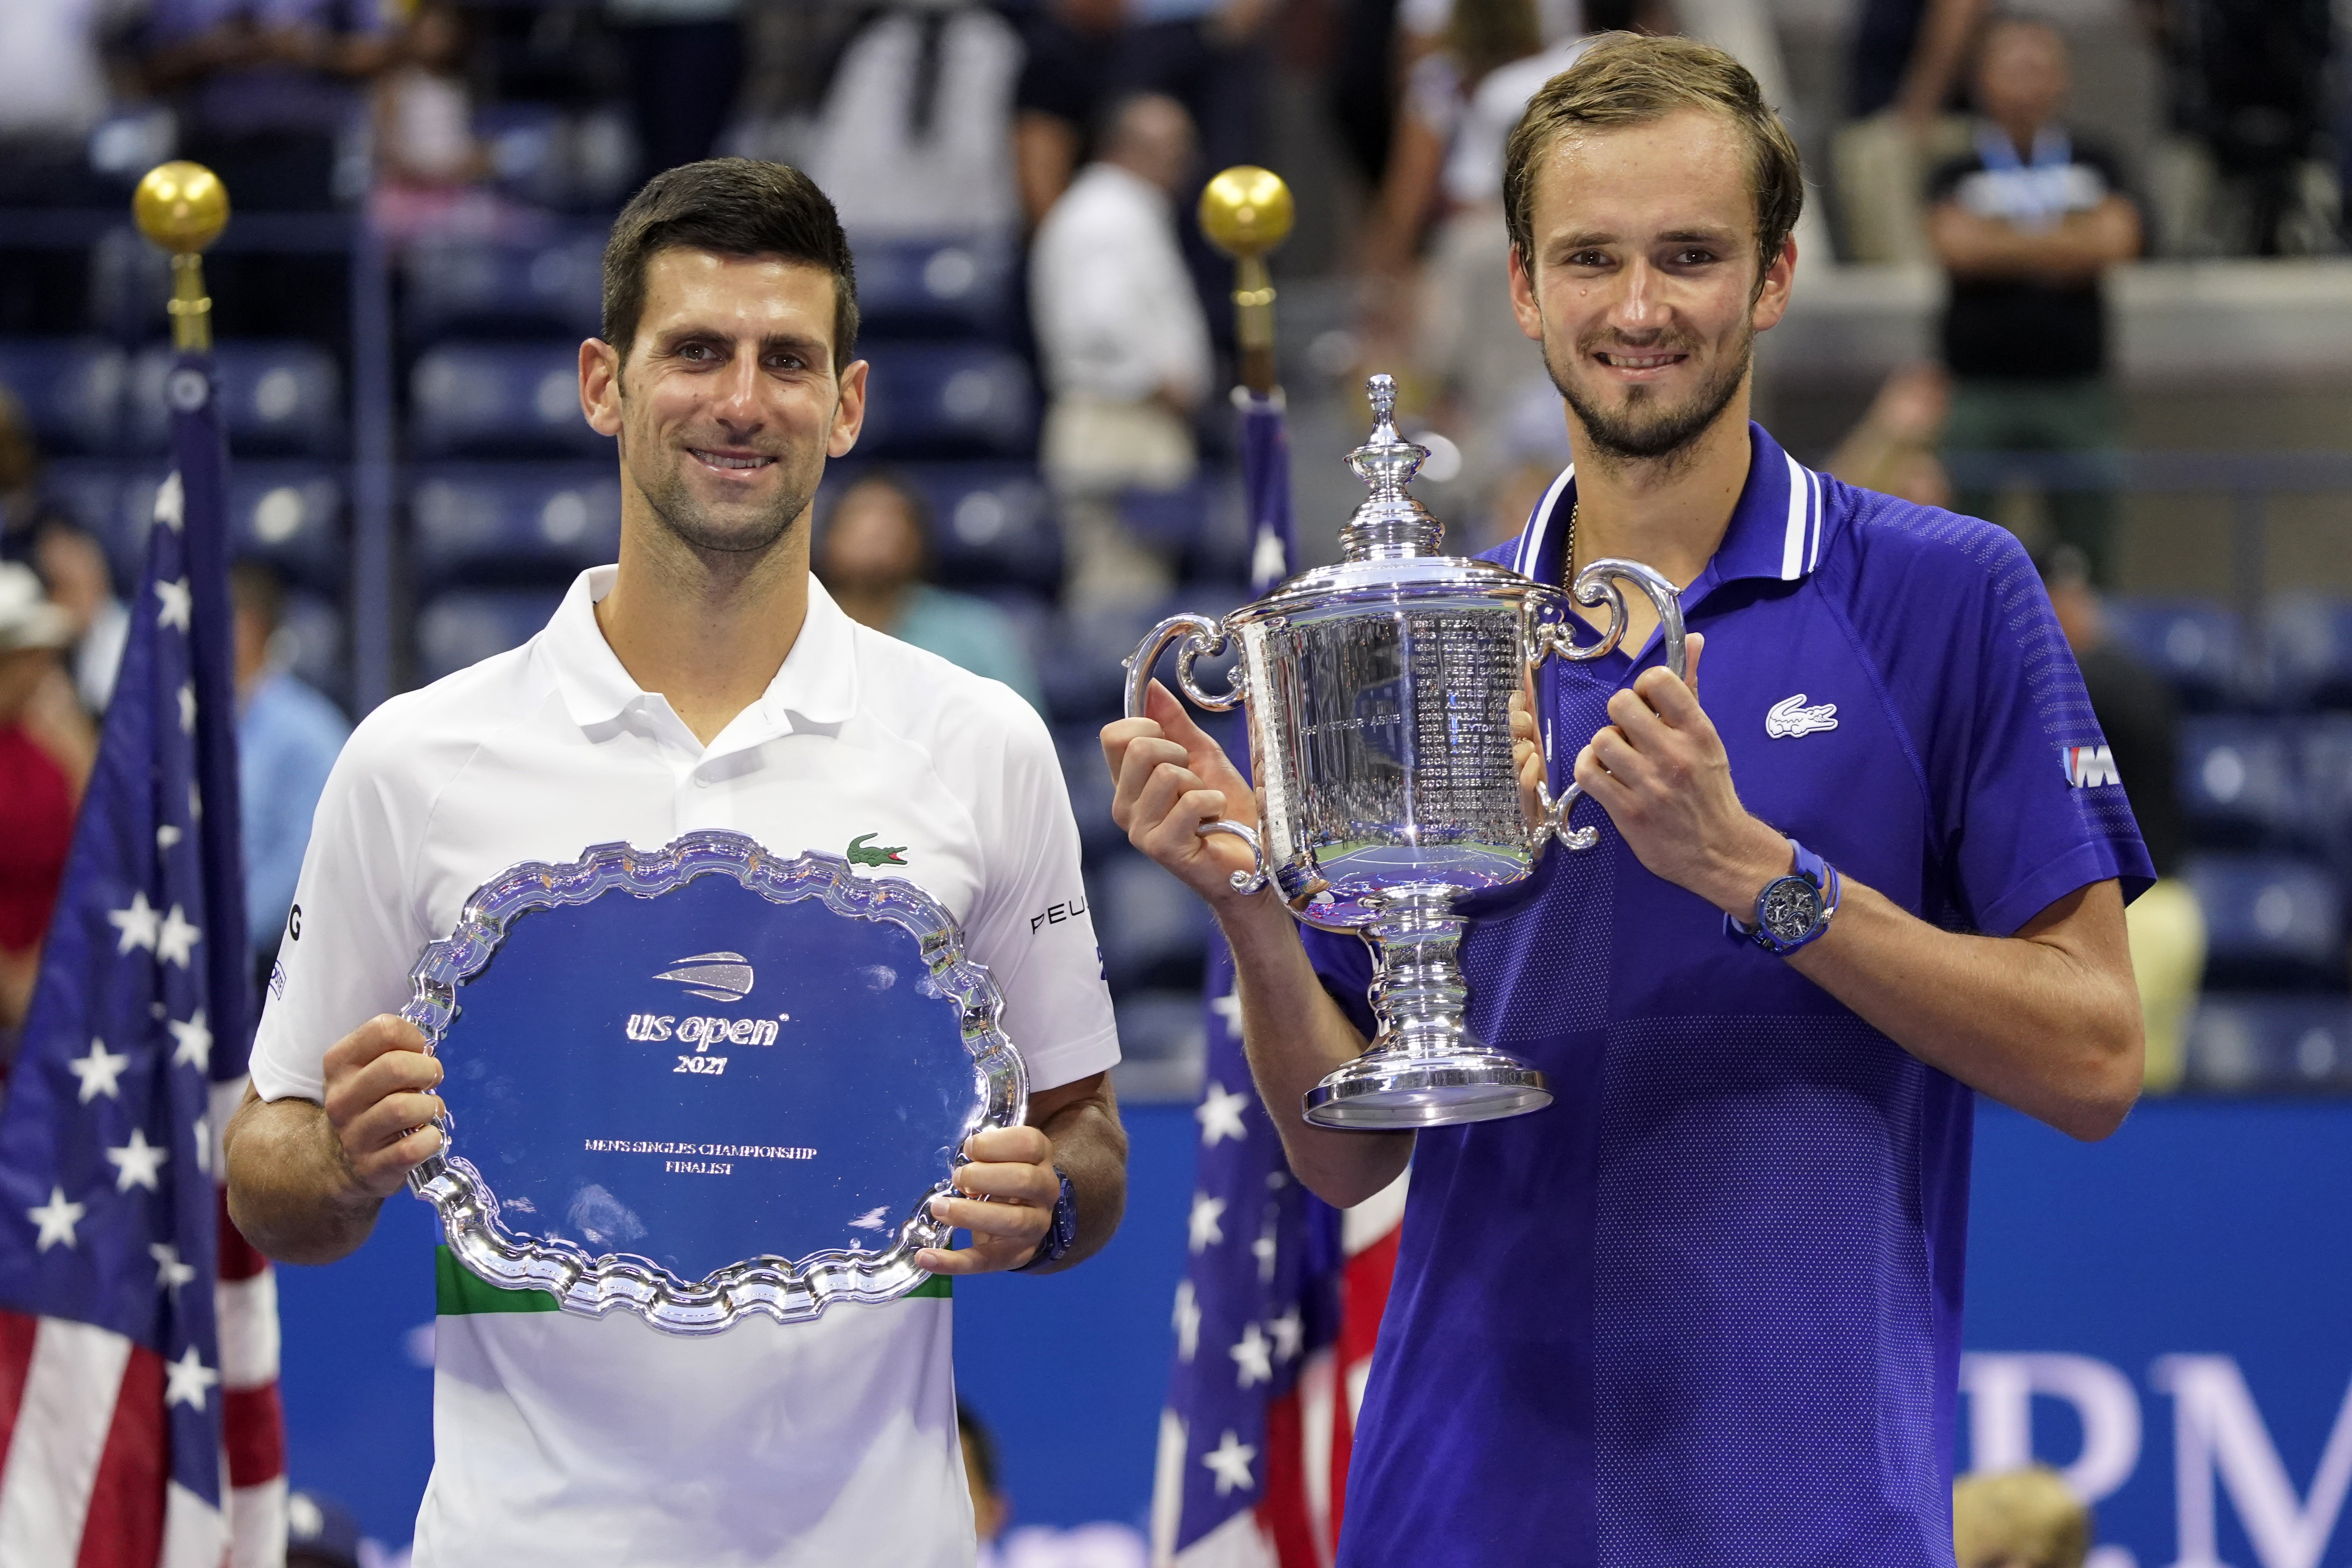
[1124,375,1686,1129]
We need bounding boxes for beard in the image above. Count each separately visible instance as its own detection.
[625,427,824,557]
[1545,317,1753,466]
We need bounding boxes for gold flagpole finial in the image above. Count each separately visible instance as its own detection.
[133,162,230,353]
[1198,167,1294,398]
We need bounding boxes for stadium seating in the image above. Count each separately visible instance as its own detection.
[410,463,620,590]
[410,343,610,460]
[1057,725,1122,856]
[850,236,1016,340]
[2178,715,2304,848]
[2183,994,2352,1093]
[2267,595,2352,710]
[415,587,565,684]
[1092,847,1209,991]
[127,342,344,458]
[1108,989,1209,1103]
[0,339,126,455]
[2107,598,2245,711]
[2188,853,2346,990]
[404,234,607,344]
[856,343,1034,460]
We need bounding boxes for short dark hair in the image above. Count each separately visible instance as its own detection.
[601,158,860,372]
[1503,33,1805,287]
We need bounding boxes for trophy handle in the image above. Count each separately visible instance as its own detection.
[1195,818,1270,895]
[1123,613,1244,718]
[1530,559,1688,853]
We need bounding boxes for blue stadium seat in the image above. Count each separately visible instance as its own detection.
[2265,595,2352,710]
[0,339,125,454]
[2187,853,2345,989]
[410,463,620,589]
[278,590,349,711]
[2178,716,2303,848]
[405,234,607,344]
[2183,995,2352,1093]
[128,342,343,458]
[1057,725,1122,856]
[410,343,609,460]
[2106,598,2243,711]
[2299,716,2352,868]
[415,587,564,683]
[39,459,120,542]
[850,236,1015,340]
[857,343,1034,459]
[230,464,345,593]
[1040,596,1164,724]
[1093,848,1208,991]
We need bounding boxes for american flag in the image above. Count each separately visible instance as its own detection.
[0,352,285,1565]
[1149,391,1408,1567]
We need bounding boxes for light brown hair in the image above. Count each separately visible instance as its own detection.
[1951,1466,2091,1568]
[1501,32,1805,285]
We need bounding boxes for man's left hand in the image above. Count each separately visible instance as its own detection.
[1564,632,1790,916]
[914,1124,1060,1275]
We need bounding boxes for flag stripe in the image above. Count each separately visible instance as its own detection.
[1256,1389,1321,1568]
[73,1344,165,1568]
[221,1384,283,1489]
[158,1481,225,1568]
[0,1310,39,1479]
[214,1182,265,1286]
[0,1319,134,1567]
[216,1272,278,1389]
[225,1477,286,1568]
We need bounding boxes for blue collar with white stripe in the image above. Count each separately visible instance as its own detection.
[1508,422,1828,614]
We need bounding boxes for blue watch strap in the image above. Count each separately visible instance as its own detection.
[1725,837,1841,955]
[1017,1166,1077,1271]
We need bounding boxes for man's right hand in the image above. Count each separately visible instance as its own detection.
[1101,680,1267,911]
[321,1014,445,1199]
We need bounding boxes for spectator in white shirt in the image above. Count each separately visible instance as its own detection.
[1029,92,1211,606]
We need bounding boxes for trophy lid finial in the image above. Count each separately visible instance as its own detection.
[1341,373,1443,561]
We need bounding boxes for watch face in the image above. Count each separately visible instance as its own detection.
[1757,877,1824,944]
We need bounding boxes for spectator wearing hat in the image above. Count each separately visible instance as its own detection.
[0,561,94,1046]
[816,473,1044,712]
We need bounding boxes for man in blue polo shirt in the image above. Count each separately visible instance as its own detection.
[1103,32,2150,1568]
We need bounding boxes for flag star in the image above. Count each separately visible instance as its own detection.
[151,1242,197,1294]
[1173,1279,1201,1363]
[167,1009,212,1071]
[106,1127,169,1192]
[178,682,196,733]
[108,891,160,954]
[27,1186,87,1250]
[153,472,185,530]
[1208,987,1242,1034]
[1229,1322,1274,1388]
[1200,1430,1258,1496]
[163,1345,219,1412]
[1268,1306,1304,1363]
[154,905,201,969]
[66,1038,130,1103]
[156,823,183,850]
[1195,1080,1250,1148]
[1252,1221,1279,1284]
[154,576,192,632]
[1187,1192,1226,1254]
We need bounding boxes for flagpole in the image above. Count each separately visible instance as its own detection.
[1199,167,1294,401]
[132,161,230,353]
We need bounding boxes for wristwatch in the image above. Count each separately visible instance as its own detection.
[1018,1166,1078,1271]
[1725,837,1842,956]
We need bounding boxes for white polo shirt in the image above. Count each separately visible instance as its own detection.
[251,567,1119,1568]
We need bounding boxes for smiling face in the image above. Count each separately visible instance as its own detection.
[1508,105,1793,466]
[581,248,866,560]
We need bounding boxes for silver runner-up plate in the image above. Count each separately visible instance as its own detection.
[401,830,1027,1334]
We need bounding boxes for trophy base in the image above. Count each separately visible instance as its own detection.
[1302,1050,1551,1129]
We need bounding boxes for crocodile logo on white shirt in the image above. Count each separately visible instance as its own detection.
[1765,694,1840,739]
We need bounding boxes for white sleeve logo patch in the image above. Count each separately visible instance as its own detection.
[1765,694,1840,738]
[2065,744,2122,788]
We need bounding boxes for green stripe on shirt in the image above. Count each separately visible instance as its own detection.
[434,1245,952,1314]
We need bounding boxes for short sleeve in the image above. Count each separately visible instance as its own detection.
[1926,527,2155,934]
[957,691,1120,1093]
[248,710,433,1103]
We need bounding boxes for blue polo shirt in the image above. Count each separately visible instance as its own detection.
[1300,424,2152,1568]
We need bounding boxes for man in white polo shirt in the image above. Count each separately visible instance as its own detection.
[222,159,1125,1567]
